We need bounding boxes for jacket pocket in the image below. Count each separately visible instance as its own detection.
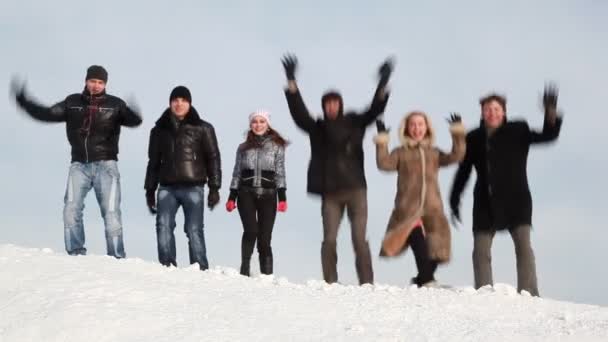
[261,170,276,188]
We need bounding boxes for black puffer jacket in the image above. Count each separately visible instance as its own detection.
[450,116,562,231]
[16,89,142,162]
[285,88,389,195]
[144,107,221,191]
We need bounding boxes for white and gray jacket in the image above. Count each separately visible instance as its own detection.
[229,136,286,199]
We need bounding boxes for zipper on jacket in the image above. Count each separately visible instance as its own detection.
[255,146,261,187]
[84,136,89,163]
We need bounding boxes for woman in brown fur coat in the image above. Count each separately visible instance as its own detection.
[374,111,465,286]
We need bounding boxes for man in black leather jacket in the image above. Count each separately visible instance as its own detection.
[11,65,142,258]
[144,86,221,270]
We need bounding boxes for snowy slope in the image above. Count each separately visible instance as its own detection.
[1,244,607,342]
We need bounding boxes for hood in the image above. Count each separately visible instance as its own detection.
[321,90,344,119]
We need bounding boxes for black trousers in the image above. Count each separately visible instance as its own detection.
[237,189,277,260]
[408,226,438,286]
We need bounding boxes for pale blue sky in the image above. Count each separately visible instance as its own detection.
[1,0,607,305]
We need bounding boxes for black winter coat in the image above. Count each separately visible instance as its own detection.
[144,107,221,191]
[16,89,142,162]
[285,88,389,195]
[450,116,562,231]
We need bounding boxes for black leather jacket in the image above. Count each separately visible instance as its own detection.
[16,89,142,162]
[144,107,221,191]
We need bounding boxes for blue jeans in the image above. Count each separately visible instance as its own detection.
[63,161,125,258]
[156,185,208,270]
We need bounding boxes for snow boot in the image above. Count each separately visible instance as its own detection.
[240,258,251,276]
[259,255,273,275]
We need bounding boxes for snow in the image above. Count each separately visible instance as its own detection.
[1,244,607,342]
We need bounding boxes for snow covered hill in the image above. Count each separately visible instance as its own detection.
[1,244,607,342]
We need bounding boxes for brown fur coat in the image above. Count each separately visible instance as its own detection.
[374,112,466,262]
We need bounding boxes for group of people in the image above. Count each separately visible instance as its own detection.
[10,55,562,296]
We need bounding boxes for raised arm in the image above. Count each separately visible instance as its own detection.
[12,80,66,123]
[282,54,318,133]
[119,98,143,127]
[358,58,394,127]
[439,114,466,166]
[373,120,400,171]
[202,124,222,190]
[529,84,563,144]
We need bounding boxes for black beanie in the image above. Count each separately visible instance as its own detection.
[170,86,192,104]
[85,65,108,82]
[321,90,343,115]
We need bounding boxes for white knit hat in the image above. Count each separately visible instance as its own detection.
[249,110,271,125]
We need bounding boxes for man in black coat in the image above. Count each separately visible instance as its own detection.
[282,54,392,285]
[11,65,142,258]
[144,86,221,270]
[449,85,563,296]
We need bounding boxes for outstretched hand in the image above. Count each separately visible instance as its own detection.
[446,112,462,124]
[9,76,26,101]
[281,54,298,81]
[543,83,559,110]
[376,119,389,133]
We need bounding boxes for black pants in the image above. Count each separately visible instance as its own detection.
[237,189,277,260]
[408,226,438,286]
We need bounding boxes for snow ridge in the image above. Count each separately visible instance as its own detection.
[1,244,607,342]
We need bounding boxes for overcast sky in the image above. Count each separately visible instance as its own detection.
[1,0,606,305]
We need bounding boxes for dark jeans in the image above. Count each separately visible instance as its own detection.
[156,185,208,270]
[321,188,373,285]
[408,226,438,286]
[237,189,277,261]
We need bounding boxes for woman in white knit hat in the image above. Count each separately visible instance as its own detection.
[226,110,289,276]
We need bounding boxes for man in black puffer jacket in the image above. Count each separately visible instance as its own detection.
[11,65,142,258]
[282,54,393,285]
[144,86,221,270]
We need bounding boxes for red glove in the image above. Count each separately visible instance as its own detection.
[226,200,236,212]
[277,201,287,212]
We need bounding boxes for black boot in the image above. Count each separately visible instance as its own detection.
[240,258,251,276]
[259,255,273,275]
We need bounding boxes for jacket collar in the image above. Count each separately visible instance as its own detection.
[156,106,201,129]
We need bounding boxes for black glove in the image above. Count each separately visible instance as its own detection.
[146,189,157,214]
[543,83,558,110]
[10,77,26,104]
[447,112,462,124]
[281,54,298,81]
[208,188,220,210]
[376,119,388,133]
[377,57,394,88]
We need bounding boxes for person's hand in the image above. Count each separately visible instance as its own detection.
[543,83,558,110]
[208,189,220,210]
[376,119,388,133]
[226,200,236,212]
[9,76,27,103]
[281,54,298,81]
[447,112,462,124]
[377,57,395,88]
[146,189,157,214]
[277,201,288,212]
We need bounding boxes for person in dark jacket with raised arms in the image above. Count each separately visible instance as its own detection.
[282,54,393,285]
[144,86,221,270]
[226,110,288,276]
[449,85,563,296]
[11,65,142,258]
